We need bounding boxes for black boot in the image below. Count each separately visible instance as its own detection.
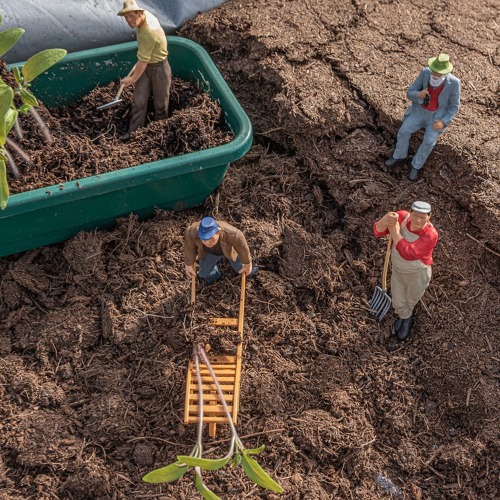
[384,157,406,168]
[397,316,414,341]
[392,317,403,335]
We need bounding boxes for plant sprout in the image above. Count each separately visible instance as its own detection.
[0,10,66,209]
[142,344,283,499]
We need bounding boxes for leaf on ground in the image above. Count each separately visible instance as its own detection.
[241,452,284,493]
[142,461,188,484]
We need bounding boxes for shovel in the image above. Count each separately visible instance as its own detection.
[96,65,135,111]
[369,235,392,322]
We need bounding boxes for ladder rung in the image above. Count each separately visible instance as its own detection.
[210,317,239,327]
[208,355,236,363]
[190,383,234,391]
[186,416,233,423]
[189,405,231,414]
[198,369,236,376]
[188,393,234,402]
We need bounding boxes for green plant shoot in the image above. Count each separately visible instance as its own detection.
[0,8,66,209]
[143,345,283,498]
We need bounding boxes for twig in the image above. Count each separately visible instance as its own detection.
[466,233,500,258]
[6,137,33,164]
[4,149,21,179]
[30,107,53,144]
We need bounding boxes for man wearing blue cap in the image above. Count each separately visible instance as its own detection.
[185,216,258,284]
[373,201,438,340]
[384,53,461,181]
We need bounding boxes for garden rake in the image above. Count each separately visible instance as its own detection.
[96,65,136,110]
[369,235,392,322]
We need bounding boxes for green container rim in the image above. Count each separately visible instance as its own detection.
[3,36,253,217]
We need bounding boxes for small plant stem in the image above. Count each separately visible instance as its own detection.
[6,138,32,165]
[13,118,23,140]
[197,345,243,449]
[29,107,53,144]
[4,149,21,179]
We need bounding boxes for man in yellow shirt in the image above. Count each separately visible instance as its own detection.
[117,0,172,140]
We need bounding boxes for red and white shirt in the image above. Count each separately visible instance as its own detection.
[373,210,438,266]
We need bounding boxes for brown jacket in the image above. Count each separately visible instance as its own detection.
[184,220,252,266]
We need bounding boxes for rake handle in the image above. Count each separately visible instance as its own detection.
[115,64,137,100]
[190,274,196,304]
[381,235,392,291]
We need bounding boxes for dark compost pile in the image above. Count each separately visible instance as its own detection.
[1,1,499,499]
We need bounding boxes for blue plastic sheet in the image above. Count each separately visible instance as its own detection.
[1,0,225,62]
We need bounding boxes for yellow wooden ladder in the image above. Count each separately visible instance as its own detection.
[184,274,245,437]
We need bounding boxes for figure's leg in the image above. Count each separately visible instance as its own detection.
[151,59,172,121]
[404,267,432,310]
[198,254,223,283]
[411,124,444,170]
[128,70,152,132]
[393,111,425,160]
[391,268,413,320]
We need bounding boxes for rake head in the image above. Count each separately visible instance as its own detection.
[96,98,123,111]
[369,285,391,322]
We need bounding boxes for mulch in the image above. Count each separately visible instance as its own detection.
[1,1,499,499]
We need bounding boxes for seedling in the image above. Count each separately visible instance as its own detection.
[142,344,283,499]
[0,10,66,209]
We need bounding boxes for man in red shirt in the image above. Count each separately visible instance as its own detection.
[373,201,438,340]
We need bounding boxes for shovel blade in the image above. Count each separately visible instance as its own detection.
[96,98,123,111]
[369,286,391,322]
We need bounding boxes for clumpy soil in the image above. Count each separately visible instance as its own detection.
[5,73,232,193]
[1,1,499,499]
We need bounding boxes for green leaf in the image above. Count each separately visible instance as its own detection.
[231,453,242,467]
[0,160,9,210]
[13,66,22,85]
[22,48,67,82]
[177,455,231,471]
[245,444,266,455]
[141,461,188,484]
[20,88,38,107]
[0,28,25,58]
[0,85,13,118]
[0,151,7,162]
[195,471,222,500]
[5,108,17,136]
[241,452,284,493]
[0,13,2,27]
[18,104,31,114]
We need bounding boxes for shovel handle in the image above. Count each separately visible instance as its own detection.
[381,235,392,291]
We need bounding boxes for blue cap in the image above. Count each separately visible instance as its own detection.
[198,217,219,240]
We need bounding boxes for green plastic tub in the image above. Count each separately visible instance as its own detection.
[0,36,252,258]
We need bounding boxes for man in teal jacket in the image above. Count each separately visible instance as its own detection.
[384,54,461,181]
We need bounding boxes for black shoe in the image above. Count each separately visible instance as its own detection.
[119,132,131,141]
[392,317,403,335]
[408,167,419,182]
[384,157,406,167]
[397,316,414,341]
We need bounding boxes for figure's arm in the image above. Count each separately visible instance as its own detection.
[231,230,253,275]
[121,61,148,86]
[373,212,400,237]
[407,69,428,104]
[438,78,461,126]
[393,230,438,261]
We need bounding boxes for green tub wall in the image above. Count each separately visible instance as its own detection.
[0,37,252,257]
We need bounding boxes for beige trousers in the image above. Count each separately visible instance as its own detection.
[391,265,432,319]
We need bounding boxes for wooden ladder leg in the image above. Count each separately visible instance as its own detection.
[209,422,217,437]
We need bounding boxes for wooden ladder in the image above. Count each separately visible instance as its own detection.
[183,274,245,437]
